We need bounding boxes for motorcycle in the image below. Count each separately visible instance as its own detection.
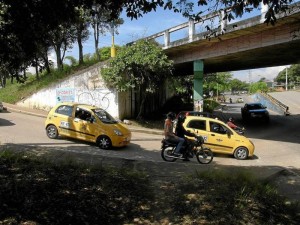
[234,127,245,135]
[161,136,213,164]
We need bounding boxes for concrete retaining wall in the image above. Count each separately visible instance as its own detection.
[16,62,127,119]
[251,93,286,115]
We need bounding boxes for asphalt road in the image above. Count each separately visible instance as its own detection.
[1,103,300,169]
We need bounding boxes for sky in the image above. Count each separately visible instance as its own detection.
[64,1,291,83]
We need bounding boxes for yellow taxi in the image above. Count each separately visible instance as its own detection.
[183,116,255,159]
[45,102,131,149]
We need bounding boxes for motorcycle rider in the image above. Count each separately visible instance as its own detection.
[175,114,198,161]
[164,112,185,157]
[227,117,243,131]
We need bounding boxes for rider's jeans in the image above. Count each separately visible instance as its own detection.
[174,137,185,154]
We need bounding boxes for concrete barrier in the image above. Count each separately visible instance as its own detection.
[251,92,290,115]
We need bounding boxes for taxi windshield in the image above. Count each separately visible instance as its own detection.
[92,109,118,124]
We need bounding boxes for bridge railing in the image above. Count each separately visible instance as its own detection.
[144,8,231,47]
[260,92,290,115]
[138,2,300,48]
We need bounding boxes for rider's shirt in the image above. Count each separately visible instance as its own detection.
[164,118,174,139]
[227,121,237,129]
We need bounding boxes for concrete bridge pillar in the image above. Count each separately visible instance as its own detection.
[193,60,204,112]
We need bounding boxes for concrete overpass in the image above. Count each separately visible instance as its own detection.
[145,2,300,75]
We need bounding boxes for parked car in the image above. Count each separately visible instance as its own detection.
[45,102,131,149]
[183,116,255,159]
[241,103,269,123]
[236,97,244,103]
[0,101,3,112]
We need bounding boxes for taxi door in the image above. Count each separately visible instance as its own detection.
[207,121,235,153]
[184,118,210,144]
[73,107,96,141]
[52,105,76,137]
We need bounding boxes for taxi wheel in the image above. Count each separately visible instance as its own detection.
[97,135,112,150]
[234,147,249,160]
[46,125,58,139]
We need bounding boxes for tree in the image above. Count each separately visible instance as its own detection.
[0,0,293,83]
[204,72,233,96]
[74,6,91,65]
[249,81,268,93]
[229,78,249,93]
[275,64,300,85]
[49,24,77,70]
[102,40,174,119]
[90,3,124,61]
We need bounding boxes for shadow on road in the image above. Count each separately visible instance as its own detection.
[0,117,15,126]
[1,143,300,204]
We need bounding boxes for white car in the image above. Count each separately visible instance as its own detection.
[0,101,3,112]
[237,97,244,103]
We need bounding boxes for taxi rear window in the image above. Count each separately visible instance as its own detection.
[55,105,73,117]
[187,120,206,131]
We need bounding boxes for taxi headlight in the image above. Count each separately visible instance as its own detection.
[114,129,123,136]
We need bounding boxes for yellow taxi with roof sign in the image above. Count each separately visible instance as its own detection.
[183,116,255,159]
[45,102,131,149]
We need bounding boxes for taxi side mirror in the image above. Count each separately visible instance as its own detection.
[226,130,232,137]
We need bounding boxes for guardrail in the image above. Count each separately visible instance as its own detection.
[128,2,300,48]
[260,92,290,115]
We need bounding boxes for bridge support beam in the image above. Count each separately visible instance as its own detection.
[193,60,204,112]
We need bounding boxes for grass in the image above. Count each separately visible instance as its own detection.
[0,60,101,104]
[0,150,299,225]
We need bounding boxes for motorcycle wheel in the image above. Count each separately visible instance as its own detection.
[161,146,177,162]
[196,148,213,164]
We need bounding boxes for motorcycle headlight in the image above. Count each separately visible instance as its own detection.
[114,129,123,136]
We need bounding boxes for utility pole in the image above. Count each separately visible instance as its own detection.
[110,22,116,58]
[285,67,288,91]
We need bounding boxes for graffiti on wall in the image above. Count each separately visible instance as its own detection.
[77,90,112,110]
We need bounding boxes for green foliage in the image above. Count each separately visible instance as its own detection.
[1,150,299,224]
[65,56,78,66]
[203,72,233,96]
[0,55,102,103]
[249,81,268,93]
[275,64,300,84]
[0,150,153,225]
[203,99,220,112]
[99,46,122,61]
[167,171,299,224]
[102,40,173,93]
[229,78,249,92]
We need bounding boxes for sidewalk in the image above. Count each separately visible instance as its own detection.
[2,102,300,204]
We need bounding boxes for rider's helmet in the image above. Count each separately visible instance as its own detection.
[167,112,176,120]
[228,117,234,122]
[177,114,186,123]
